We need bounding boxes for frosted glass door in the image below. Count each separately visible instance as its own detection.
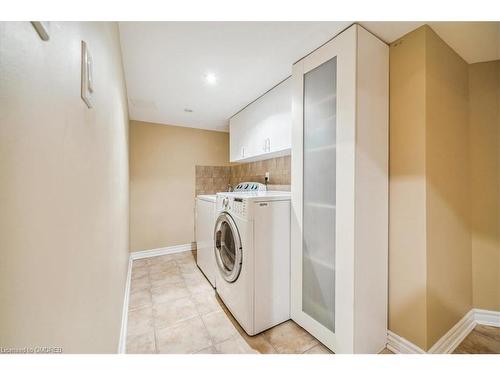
[302,57,337,333]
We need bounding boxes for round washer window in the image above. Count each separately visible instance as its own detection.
[214,213,242,282]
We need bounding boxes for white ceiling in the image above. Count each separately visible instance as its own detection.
[119,21,500,132]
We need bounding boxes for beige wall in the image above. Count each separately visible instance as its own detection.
[0,22,129,353]
[389,25,473,350]
[469,61,500,311]
[425,27,472,346]
[129,121,229,251]
[389,26,428,349]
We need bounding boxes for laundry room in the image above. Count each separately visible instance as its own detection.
[2,3,500,370]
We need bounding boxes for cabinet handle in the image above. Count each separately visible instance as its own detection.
[241,147,245,158]
[266,138,271,152]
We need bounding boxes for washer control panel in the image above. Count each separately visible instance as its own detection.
[217,195,248,219]
[231,197,247,217]
[234,182,265,192]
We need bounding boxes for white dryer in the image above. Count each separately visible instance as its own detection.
[195,195,217,287]
[214,185,291,336]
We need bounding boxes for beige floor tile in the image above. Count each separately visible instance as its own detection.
[125,257,500,356]
[175,255,196,264]
[130,274,151,293]
[263,320,318,354]
[126,331,156,354]
[147,254,176,265]
[195,346,217,354]
[240,334,277,354]
[149,260,179,276]
[131,265,149,280]
[182,270,207,283]
[304,343,333,354]
[132,259,148,269]
[150,271,184,289]
[218,305,276,354]
[215,336,257,354]
[151,282,190,305]
[474,324,500,341]
[201,310,239,344]
[218,300,250,336]
[156,316,212,354]
[153,296,198,329]
[127,306,154,337]
[129,289,152,310]
[171,251,197,261]
[177,262,200,275]
[191,291,223,315]
[453,330,500,354]
[186,280,213,295]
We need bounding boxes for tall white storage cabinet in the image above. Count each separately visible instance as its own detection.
[290,24,388,354]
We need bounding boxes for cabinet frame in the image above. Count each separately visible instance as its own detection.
[291,24,388,354]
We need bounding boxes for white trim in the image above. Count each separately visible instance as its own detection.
[428,309,476,354]
[130,243,195,260]
[118,243,195,353]
[474,308,500,327]
[387,308,500,354]
[386,330,425,354]
[118,257,133,354]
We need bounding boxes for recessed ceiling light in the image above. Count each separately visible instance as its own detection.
[205,72,217,85]
[184,108,193,113]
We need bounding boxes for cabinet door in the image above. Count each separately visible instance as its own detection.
[229,112,248,161]
[265,78,292,153]
[229,120,240,162]
[229,77,291,162]
[291,25,356,353]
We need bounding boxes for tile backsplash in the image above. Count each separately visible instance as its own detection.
[195,155,291,196]
[230,155,291,188]
[195,166,231,196]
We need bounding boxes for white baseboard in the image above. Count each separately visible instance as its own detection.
[130,243,196,260]
[427,309,476,354]
[118,243,196,353]
[474,308,500,327]
[118,257,133,354]
[387,308,500,354]
[387,330,426,354]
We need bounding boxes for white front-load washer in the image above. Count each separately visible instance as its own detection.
[214,185,291,336]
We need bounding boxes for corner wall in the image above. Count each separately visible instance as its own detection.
[389,25,473,350]
[425,26,472,347]
[469,61,500,312]
[389,26,428,350]
[0,22,129,353]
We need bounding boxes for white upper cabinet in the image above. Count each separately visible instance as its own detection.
[229,77,291,162]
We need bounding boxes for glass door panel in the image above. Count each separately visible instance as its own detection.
[302,57,337,333]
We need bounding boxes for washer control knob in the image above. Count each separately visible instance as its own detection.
[223,197,229,208]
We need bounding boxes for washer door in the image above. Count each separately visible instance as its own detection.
[214,212,242,283]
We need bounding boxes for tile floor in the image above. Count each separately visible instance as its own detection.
[126,250,332,354]
[125,250,500,354]
[453,324,500,354]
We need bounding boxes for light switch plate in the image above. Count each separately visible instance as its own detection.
[81,41,93,108]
